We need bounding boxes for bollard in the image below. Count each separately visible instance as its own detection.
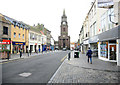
[68,52,71,60]
[28,51,29,57]
[7,51,10,60]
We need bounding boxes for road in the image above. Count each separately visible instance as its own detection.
[2,51,69,83]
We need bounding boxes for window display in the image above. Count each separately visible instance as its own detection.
[100,42,108,58]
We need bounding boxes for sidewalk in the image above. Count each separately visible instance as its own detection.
[48,51,120,83]
[0,50,59,63]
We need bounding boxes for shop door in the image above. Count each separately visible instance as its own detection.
[109,45,116,60]
[35,45,36,52]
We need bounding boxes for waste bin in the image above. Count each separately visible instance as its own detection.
[74,51,79,58]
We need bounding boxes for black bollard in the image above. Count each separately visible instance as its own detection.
[68,52,71,60]
[7,51,10,60]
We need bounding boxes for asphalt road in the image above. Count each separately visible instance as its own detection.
[2,51,69,83]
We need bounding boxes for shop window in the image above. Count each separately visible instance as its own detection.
[3,26,8,35]
[23,34,24,39]
[100,42,108,58]
[19,33,20,38]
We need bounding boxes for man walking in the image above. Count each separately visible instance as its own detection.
[86,47,92,64]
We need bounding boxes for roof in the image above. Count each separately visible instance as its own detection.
[2,14,29,29]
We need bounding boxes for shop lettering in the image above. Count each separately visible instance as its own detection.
[15,43,23,45]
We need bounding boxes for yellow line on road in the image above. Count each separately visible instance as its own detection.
[0,58,25,64]
[61,55,67,62]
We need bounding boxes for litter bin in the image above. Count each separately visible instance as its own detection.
[74,51,79,58]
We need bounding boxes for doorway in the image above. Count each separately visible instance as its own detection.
[109,44,116,60]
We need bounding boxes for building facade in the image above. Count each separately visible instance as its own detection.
[2,15,29,54]
[0,14,11,58]
[58,10,70,50]
[79,0,120,66]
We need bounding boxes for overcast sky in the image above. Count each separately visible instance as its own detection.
[0,0,93,42]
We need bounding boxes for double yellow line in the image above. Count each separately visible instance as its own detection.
[0,58,24,64]
[61,54,67,62]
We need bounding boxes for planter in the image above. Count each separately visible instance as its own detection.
[0,52,10,59]
[0,50,11,59]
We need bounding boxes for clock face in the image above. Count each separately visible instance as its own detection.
[63,22,66,25]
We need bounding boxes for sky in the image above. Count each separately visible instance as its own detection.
[0,0,93,42]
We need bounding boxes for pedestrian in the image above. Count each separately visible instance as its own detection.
[29,50,31,55]
[68,52,71,60]
[20,49,22,58]
[86,47,92,64]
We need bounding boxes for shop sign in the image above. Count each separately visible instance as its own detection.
[12,42,25,45]
[0,40,10,44]
[83,40,89,44]
[98,0,113,8]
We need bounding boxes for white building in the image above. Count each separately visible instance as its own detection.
[29,30,42,53]
[79,0,120,66]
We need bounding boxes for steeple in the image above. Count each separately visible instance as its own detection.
[63,9,65,16]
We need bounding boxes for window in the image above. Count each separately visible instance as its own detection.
[39,35,41,41]
[3,26,8,35]
[34,34,37,40]
[19,33,20,38]
[108,8,114,30]
[63,28,65,31]
[90,25,93,37]
[14,32,16,38]
[101,12,107,32]
[93,22,96,36]
[23,34,24,39]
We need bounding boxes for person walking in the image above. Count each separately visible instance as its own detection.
[20,49,22,58]
[86,47,92,64]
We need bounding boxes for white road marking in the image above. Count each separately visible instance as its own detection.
[19,72,32,77]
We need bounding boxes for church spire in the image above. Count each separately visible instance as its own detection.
[63,9,65,16]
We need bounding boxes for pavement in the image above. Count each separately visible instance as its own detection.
[48,51,120,83]
[0,50,61,63]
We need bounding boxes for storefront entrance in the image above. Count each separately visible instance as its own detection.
[109,44,116,60]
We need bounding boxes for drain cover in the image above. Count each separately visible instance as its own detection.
[19,72,32,77]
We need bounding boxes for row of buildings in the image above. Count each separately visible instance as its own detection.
[78,0,120,66]
[0,14,55,56]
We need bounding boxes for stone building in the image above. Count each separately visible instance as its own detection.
[58,10,70,50]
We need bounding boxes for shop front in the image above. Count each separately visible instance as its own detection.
[98,26,118,62]
[99,40,116,62]
[12,42,25,54]
[0,39,11,59]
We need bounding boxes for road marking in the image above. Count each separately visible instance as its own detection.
[19,72,32,77]
[61,54,67,62]
[48,58,66,83]
[0,58,24,64]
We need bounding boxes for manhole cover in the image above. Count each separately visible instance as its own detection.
[19,72,32,77]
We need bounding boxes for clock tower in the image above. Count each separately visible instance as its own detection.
[58,9,70,50]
